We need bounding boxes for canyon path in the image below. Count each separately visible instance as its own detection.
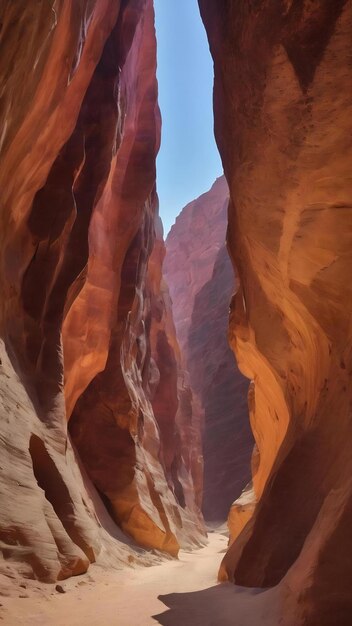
[1,532,279,626]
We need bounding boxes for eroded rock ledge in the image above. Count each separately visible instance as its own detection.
[0,0,204,584]
[199,1,352,624]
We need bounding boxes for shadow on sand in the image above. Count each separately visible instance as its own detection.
[153,583,280,626]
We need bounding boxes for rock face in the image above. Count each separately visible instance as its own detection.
[164,177,253,522]
[199,1,352,624]
[148,218,204,529]
[164,177,229,352]
[0,0,204,584]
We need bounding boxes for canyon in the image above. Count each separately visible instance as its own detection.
[164,177,253,523]
[0,1,352,625]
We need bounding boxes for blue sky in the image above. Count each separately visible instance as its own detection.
[154,0,223,235]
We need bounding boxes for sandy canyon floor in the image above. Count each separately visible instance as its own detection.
[0,531,279,626]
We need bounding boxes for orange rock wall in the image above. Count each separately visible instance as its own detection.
[0,0,204,584]
[199,1,352,623]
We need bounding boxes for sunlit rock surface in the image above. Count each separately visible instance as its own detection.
[0,0,204,584]
[199,1,352,623]
[164,177,253,522]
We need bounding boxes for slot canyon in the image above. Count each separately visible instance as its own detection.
[0,1,351,625]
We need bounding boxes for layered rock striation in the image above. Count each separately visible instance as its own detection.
[0,0,204,584]
[164,177,253,522]
[199,1,352,624]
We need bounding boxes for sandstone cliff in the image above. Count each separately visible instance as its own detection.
[164,177,253,522]
[148,217,204,529]
[0,0,204,584]
[199,1,352,624]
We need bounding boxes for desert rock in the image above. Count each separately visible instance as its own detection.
[0,0,204,583]
[199,1,352,623]
[164,177,254,522]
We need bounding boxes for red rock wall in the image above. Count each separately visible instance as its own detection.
[164,177,253,522]
[148,217,205,535]
[199,1,352,623]
[0,0,204,584]
[165,177,229,352]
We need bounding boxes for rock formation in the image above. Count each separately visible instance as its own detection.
[199,1,352,624]
[164,177,253,522]
[0,0,204,585]
[148,217,204,527]
[165,177,229,352]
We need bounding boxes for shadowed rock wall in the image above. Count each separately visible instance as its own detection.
[199,1,352,623]
[148,217,205,532]
[165,177,253,522]
[188,245,254,522]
